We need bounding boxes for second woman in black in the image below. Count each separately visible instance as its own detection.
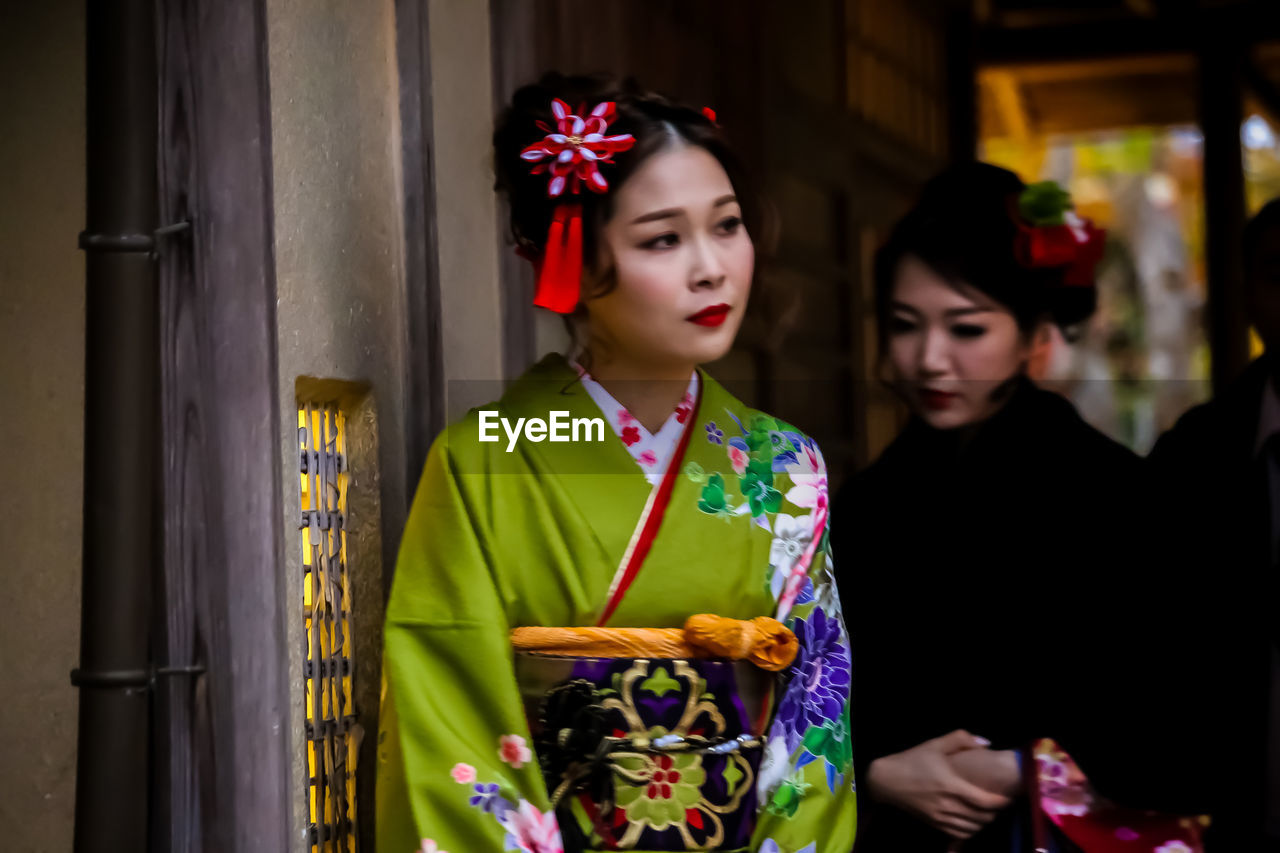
[832,163,1180,852]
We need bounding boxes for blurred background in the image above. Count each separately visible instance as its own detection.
[492,0,1280,478]
[5,0,1280,850]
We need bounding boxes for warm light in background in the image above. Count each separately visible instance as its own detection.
[984,123,1212,451]
[983,108,1280,447]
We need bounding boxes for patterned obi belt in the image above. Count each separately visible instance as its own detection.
[511,615,797,852]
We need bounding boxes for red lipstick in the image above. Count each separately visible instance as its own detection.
[687,303,731,327]
[919,388,960,411]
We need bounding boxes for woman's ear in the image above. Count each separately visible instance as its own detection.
[1025,319,1057,381]
[579,233,615,302]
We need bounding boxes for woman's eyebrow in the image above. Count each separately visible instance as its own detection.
[630,195,738,225]
[630,208,682,225]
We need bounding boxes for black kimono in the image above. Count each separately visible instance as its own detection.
[832,378,1164,852]
[1146,355,1280,851]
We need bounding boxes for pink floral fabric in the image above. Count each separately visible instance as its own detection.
[573,362,699,486]
[1034,738,1206,852]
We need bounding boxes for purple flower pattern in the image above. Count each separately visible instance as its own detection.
[773,607,850,753]
[469,782,514,816]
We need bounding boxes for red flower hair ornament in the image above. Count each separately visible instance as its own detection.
[518,99,635,313]
[1012,181,1106,287]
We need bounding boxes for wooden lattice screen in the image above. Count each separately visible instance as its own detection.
[298,403,360,852]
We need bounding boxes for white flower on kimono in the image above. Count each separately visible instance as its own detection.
[450,763,476,784]
[499,800,564,853]
[1045,800,1089,818]
[783,441,828,521]
[811,581,842,619]
[804,558,840,616]
[769,514,814,568]
[774,442,830,617]
[1154,842,1192,853]
[760,841,816,853]
[769,514,815,599]
[755,726,794,801]
[498,734,533,769]
[420,840,449,853]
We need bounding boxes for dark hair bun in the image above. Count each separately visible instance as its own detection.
[875,161,1098,333]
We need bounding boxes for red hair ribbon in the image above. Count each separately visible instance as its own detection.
[531,204,583,313]
[519,99,634,313]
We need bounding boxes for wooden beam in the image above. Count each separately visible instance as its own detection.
[980,10,1280,65]
[981,52,1193,82]
[985,70,1031,140]
[489,0,540,380]
[1199,42,1253,390]
[946,2,979,160]
[394,0,446,500]
[155,0,293,849]
[1124,0,1157,17]
[989,6,1140,31]
[1244,55,1280,127]
[1253,40,1280,66]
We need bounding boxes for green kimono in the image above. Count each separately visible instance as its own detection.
[377,354,856,853]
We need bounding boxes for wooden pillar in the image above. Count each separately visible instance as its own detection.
[946,2,978,162]
[396,0,448,491]
[1199,40,1252,390]
[489,0,540,379]
[154,0,293,849]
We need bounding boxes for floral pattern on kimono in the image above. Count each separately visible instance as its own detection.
[688,410,854,824]
[376,354,855,853]
[574,361,698,485]
[1034,738,1206,852]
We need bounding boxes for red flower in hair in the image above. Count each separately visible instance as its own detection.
[1012,181,1107,287]
[520,99,636,198]
[1016,210,1106,287]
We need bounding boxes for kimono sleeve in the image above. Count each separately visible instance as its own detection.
[752,518,858,853]
[376,434,559,853]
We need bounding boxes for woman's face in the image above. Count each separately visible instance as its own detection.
[584,143,754,377]
[886,255,1035,429]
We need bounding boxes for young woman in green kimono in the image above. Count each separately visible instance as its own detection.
[376,74,855,853]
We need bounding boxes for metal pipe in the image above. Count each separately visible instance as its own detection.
[73,0,158,850]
